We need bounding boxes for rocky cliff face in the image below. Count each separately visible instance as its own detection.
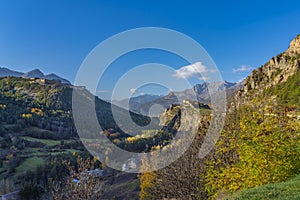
[232,34,300,108]
[159,100,211,136]
[287,34,300,55]
[142,99,211,199]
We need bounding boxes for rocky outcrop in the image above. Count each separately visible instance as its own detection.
[232,34,300,108]
[140,100,211,199]
[287,34,300,55]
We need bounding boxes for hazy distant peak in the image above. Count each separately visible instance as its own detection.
[0,67,23,77]
[22,69,44,78]
[0,67,70,84]
[45,73,70,84]
[193,81,236,93]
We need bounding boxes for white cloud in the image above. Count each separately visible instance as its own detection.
[173,62,214,80]
[130,88,137,93]
[96,90,110,93]
[237,77,246,83]
[233,65,253,73]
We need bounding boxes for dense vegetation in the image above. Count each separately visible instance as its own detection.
[204,69,300,198]
[0,77,75,139]
[266,68,300,106]
[0,77,185,199]
[206,103,300,198]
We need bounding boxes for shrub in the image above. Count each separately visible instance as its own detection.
[49,155,103,200]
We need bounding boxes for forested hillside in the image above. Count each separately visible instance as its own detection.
[205,34,300,199]
[0,76,151,199]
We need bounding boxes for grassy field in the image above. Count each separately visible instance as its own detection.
[0,141,82,180]
[22,136,65,146]
[15,156,45,174]
[26,147,80,157]
[226,175,300,200]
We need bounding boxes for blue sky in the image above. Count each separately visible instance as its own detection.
[1,0,300,99]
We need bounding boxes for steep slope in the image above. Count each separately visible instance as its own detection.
[206,34,300,199]
[233,34,300,108]
[140,100,211,199]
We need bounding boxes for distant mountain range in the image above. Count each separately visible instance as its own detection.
[168,81,239,103]
[113,94,162,110]
[0,67,70,84]
[115,81,243,116]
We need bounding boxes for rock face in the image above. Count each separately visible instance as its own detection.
[233,34,300,108]
[287,34,300,55]
[159,100,210,135]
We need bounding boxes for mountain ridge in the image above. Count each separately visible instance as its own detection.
[232,34,300,109]
[128,81,240,116]
[0,67,70,84]
[113,94,162,110]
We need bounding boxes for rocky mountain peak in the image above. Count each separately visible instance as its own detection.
[287,34,300,55]
[232,34,300,109]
